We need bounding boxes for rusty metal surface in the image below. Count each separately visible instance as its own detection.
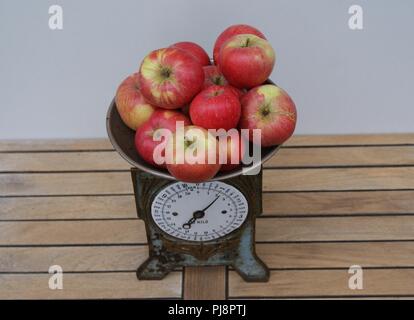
[131,168,269,282]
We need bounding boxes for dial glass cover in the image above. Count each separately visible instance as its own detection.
[151,181,249,242]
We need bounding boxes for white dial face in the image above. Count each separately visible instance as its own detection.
[151,181,248,242]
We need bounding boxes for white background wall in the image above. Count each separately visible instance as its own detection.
[1,0,413,139]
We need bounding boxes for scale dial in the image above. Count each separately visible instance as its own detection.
[151,181,249,242]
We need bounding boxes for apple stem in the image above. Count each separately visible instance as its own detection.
[242,38,251,48]
[261,106,270,117]
[160,67,171,79]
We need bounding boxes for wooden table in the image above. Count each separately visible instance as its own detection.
[1,134,414,299]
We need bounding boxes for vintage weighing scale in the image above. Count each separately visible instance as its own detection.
[106,95,280,282]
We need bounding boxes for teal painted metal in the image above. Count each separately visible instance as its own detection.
[131,168,269,282]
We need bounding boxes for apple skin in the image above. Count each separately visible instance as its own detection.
[139,48,204,109]
[219,34,275,89]
[115,73,156,130]
[202,65,244,98]
[213,24,266,65]
[218,130,246,172]
[135,110,191,168]
[189,85,241,131]
[239,84,297,146]
[170,41,210,66]
[203,65,228,88]
[166,126,221,182]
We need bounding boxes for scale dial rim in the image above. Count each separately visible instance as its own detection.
[150,181,249,243]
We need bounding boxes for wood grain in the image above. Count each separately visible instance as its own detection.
[262,190,414,216]
[256,242,414,269]
[284,134,414,147]
[1,146,413,172]
[183,267,226,300]
[0,272,181,299]
[2,191,413,220]
[267,146,414,167]
[1,134,414,300]
[229,269,414,298]
[263,167,414,191]
[0,220,146,245]
[0,246,148,272]
[2,242,414,273]
[0,151,127,172]
[1,167,413,196]
[0,139,113,152]
[2,216,414,246]
[0,195,137,220]
[0,172,132,196]
[255,216,414,242]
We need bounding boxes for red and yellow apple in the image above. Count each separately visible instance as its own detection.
[170,41,210,66]
[202,65,243,98]
[189,85,241,131]
[213,24,266,65]
[239,84,297,146]
[166,126,221,182]
[135,109,191,167]
[219,34,275,89]
[139,48,204,109]
[115,73,156,130]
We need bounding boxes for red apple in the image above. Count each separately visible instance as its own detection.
[135,109,191,167]
[203,65,227,88]
[213,24,266,65]
[166,125,221,182]
[218,130,246,172]
[202,65,244,98]
[219,34,275,89]
[170,41,210,66]
[115,73,156,130]
[189,85,241,131]
[239,84,297,146]
[139,48,204,109]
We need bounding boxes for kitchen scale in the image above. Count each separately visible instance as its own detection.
[106,94,279,282]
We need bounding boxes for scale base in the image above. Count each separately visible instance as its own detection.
[136,221,269,282]
[137,257,269,282]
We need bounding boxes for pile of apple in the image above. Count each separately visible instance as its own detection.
[115,24,297,182]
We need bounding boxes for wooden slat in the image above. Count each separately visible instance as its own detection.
[2,191,412,221]
[285,134,414,147]
[0,246,147,272]
[1,146,413,172]
[2,216,414,246]
[229,269,414,298]
[255,216,414,242]
[256,242,414,269]
[0,196,137,220]
[267,146,414,167]
[2,242,414,273]
[0,272,181,299]
[263,167,414,191]
[0,139,113,152]
[0,220,145,245]
[1,167,413,196]
[0,152,127,172]
[183,267,226,300]
[262,190,414,216]
[0,172,132,196]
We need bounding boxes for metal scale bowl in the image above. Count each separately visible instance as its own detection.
[106,81,280,282]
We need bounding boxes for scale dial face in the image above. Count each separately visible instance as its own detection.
[151,181,249,242]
